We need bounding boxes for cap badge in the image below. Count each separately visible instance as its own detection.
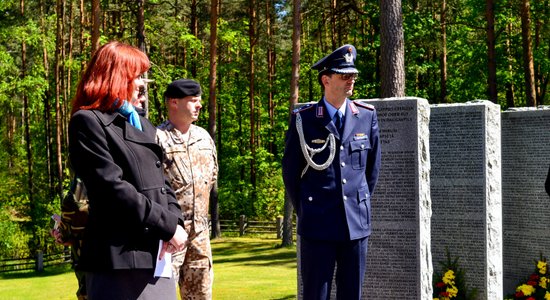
[344,48,353,63]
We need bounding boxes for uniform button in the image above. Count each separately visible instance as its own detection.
[144,227,150,233]
[156,160,162,167]
[341,162,346,167]
[340,145,344,150]
[361,144,365,149]
[308,196,313,201]
[343,196,347,201]
[161,187,167,194]
[342,179,347,184]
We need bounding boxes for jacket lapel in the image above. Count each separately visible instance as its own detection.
[93,110,155,145]
[318,98,340,138]
[340,99,360,142]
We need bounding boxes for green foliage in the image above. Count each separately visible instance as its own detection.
[0,208,30,259]
[0,0,549,259]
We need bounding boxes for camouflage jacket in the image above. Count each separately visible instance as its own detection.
[156,121,218,233]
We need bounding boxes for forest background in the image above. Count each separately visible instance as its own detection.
[0,0,548,258]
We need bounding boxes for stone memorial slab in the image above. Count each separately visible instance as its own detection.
[429,101,502,300]
[501,107,550,295]
[360,97,432,299]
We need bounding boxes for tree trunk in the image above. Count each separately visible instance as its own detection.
[330,0,336,49]
[439,0,448,103]
[22,0,37,251]
[190,0,198,77]
[486,0,498,103]
[40,0,54,196]
[380,0,405,98]
[55,0,64,202]
[520,0,537,106]
[505,22,516,108]
[249,0,257,194]
[266,0,275,155]
[533,0,549,104]
[208,0,221,239]
[80,0,86,69]
[65,0,73,148]
[136,0,150,116]
[282,0,302,248]
[91,0,100,53]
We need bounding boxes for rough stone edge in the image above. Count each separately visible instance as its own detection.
[417,98,433,300]
[485,101,503,299]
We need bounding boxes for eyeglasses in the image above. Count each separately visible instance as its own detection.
[337,73,358,81]
[138,86,146,98]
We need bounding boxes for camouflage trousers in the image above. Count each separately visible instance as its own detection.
[172,226,213,300]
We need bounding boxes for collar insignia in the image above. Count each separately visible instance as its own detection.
[316,106,324,118]
[349,102,359,114]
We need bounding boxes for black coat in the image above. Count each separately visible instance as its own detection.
[68,109,182,271]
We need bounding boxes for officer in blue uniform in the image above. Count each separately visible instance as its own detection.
[282,44,381,300]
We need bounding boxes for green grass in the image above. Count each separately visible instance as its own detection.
[0,264,78,300]
[211,237,297,300]
[0,237,297,300]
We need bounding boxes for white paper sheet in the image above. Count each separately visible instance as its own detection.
[154,240,172,278]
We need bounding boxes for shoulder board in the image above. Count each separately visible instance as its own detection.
[291,103,315,114]
[353,101,375,111]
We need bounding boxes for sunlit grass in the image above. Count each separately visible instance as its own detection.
[0,237,297,300]
[212,237,297,300]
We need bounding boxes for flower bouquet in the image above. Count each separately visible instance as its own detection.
[433,248,478,300]
[506,256,550,300]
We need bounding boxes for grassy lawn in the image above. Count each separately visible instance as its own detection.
[0,237,297,300]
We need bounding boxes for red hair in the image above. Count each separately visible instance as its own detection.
[71,41,150,115]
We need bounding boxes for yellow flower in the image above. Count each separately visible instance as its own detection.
[443,270,456,285]
[517,284,536,296]
[447,285,458,298]
[541,276,548,289]
[545,291,550,300]
[539,260,548,275]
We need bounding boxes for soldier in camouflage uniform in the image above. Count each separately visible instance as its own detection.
[156,79,218,300]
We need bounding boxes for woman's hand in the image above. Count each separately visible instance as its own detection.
[158,225,188,260]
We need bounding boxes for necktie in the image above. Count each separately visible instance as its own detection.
[335,111,343,135]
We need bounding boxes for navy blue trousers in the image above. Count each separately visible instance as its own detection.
[300,236,369,300]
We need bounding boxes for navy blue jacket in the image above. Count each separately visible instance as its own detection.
[282,98,381,241]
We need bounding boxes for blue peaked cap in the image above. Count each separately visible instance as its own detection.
[311,44,358,74]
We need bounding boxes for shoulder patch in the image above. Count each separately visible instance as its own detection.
[353,101,375,111]
[292,103,315,114]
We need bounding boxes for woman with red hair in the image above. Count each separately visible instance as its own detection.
[69,41,187,299]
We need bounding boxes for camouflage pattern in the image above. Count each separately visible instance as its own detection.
[56,176,88,299]
[171,220,213,299]
[156,121,218,300]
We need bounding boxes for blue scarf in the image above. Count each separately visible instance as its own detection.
[116,100,142,131]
